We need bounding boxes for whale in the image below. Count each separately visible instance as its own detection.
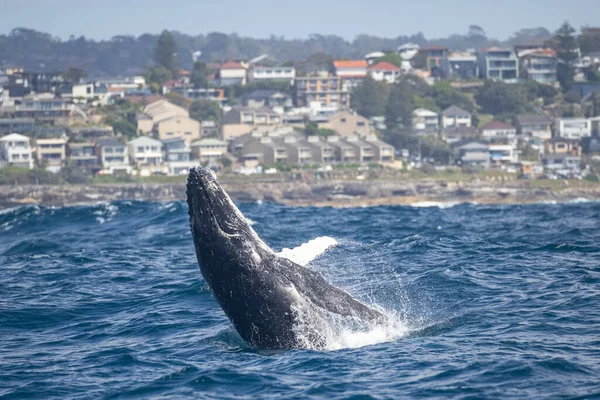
[186,166,385,349]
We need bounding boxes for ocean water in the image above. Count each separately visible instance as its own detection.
[1,200,600,399]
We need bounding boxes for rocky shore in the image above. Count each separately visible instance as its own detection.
[1,178,599,209]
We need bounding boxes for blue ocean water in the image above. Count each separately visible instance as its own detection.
[1,200,600,399]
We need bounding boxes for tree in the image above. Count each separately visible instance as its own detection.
[350,75,387,118]
[427,80,475,112]
[63,67,87,84]
[190,61,209,88]
[190,99,221,124]
[475,80,529,116]
[385,80,414,130]
[553,22,579,91]
[153,30,178,75]
[374,53,403,67]
[146,66,172,87]
[304,52,334,71]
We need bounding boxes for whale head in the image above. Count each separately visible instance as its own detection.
[186,167,272,276]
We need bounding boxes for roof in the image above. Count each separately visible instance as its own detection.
[241,90,289,100]
[368,61,400,72]
[442,105,470,117]
[220,61,245,70]
[192,138,227,146]
[482,121,515,130]
[127,136,163,146]
[0,133,29,142]
[333,60,368,69]
[0,118,35,125]
[413,108,438,117]
[516,114,553,125]
[97,138,123,147]
[423,45,448,51]
[364,51,386,59]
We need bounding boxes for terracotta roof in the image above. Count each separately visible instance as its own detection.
[220,61,245,70]
[333,60,368,69]
[162,79,178,87]
[368,61,400,71]
[179,69,190,76]
[482,121,515,130]
[423,45,448,51]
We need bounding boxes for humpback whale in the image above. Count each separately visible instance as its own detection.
[186,167,385,349]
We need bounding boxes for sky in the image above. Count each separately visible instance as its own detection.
[1,0,596,41]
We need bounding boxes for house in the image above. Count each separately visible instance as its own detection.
[412,109,439,131]
[240,90,293,110]
[14,97,86,123]
[35,137,67,171]
[278,135,313,164]
[555,117,592,139]
[306,136,337,163]
[478,48,519,82]
[137,100,189,133]
[422,46,450,77]
[321,111,371,138]
[241,136,288,165]
[163,137,197,176]
[441,106,472,128]
[440,126,481,144]
[481,121,517,140]
[70,82,110,103]
[489,143,519,166]
[0,118,34,134]
[69,126,114,140]
[0,133,34,169]
[364,135,395,162]
[515,115,553,140]
[127,136,164,166]
[333,60,368,90]
[172,88,227,106]
[222,106,281,126]
[250,65,295,83]
[155,115,201,144]
[517,48,558,85]
[544,138,581,156]
[343,136,378,162]
[217,61,247,86]
[447,52,479,79]
[453,141,490,169]
[367,62,401,83]
[295,73,350,110]
[67,141,99,169]
[96,138,130,174]
[190,138,227,163]
[542,154,581,172]
[326,135,357,162]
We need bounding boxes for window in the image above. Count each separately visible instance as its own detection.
[137,146,144,153]
[340,118,346,123]
[357,122,365,127]
[185,131,192,136]
[167,132,174,136]
[151,146,158,151]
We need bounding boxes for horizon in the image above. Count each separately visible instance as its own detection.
[1,0,597,41]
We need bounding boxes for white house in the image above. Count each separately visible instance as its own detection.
[250,65,295,83]
[489,143,519,165]
[555,117,592,140]
[481,121,517,140]
[0,133,34,169]
[334,60,368,91]
[218,61,247,86]
[368,62,401,83]
[96,138,131,174]
[412,108,439,131]
[191,138,228,163]
[441,105,472,128]
[127,136,164,166]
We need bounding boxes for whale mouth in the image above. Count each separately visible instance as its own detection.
[187,167,239,237]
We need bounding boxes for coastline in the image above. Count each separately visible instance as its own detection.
[1,178,599,209]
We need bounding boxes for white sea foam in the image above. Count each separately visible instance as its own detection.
[277,236,339,266]
[246,218,256,225]
[410,201,460,209]
[566,198,593,204]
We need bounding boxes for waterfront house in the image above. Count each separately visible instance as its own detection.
[241,136,288,165]
[96,138,130,174]
[190,138,227,163]
[454,141,490,169]
[163,137,197,175]
[515,115,553,140]
[544,138,581,156]
[481,121,517,140]
[368,62,401,83]
[542,154,581,172]
[278,135,313,164]
[305,136,336,163]
[326,135,357,162]
[127,136,163,166]
[35,137,67,171]
[67,141,99,169]
[364,135,395,162]
[478,48,519,82]
[412,109,439,131]
[555,117,592,140]
[0,133,33,169]
[441,105,472,128]
[489,143,519,167]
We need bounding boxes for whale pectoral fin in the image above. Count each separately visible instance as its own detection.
[276,236,338,267]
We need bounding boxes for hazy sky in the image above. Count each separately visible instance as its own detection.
[1,0,596,40]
